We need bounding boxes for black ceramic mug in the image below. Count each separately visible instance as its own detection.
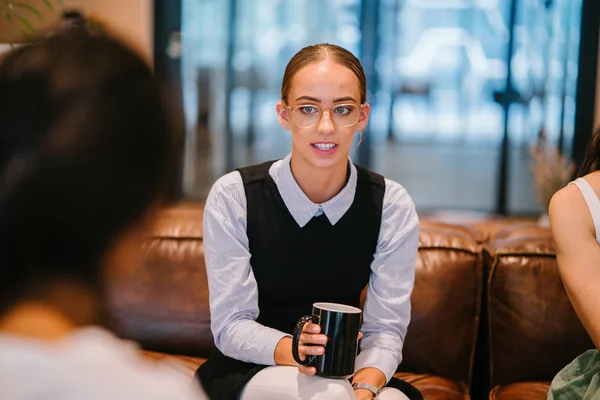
[291,302,362,378]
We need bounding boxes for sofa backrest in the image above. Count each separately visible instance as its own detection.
[107,204,213,357]
[483,230,593,388]
[399,221,482,385]
[106,204,483,385]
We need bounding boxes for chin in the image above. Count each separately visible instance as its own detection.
[294,144,349,170]
[310,154,347,170]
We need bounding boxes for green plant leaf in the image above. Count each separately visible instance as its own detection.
[12,2,43,20]
[1,0,63,44]
[40,0,54,11]
[41,0,63,12]
[12,13,35,33]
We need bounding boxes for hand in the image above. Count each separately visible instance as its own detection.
[354,388,375,400]
[296,322,327,375]
[297,325,364,375]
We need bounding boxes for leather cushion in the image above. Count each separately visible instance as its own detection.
[142,351,469,400]
[400,223,481,385]
[489,382,550,400]
[395,372,469,400]
[484,236,593,387]
[107,205,213,356]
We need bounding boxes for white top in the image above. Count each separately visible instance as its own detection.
[0,327,207,400]
[571,177,600,245]
[203,153,420,382]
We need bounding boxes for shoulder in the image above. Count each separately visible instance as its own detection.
[383,178,416,212]
[354,166,417,221]
[237,160,279,185]
[205,171,245,211]
[354,166,415,214]
[549,181,593,239]
[208,160,279,199]
[550,183,582,213]
[70,329,205,399]
[354,166,410,202]
[380,177,418,231]
[0,328,205,400]
[549,182,587,224]
[355,164,385,186]
[210,170,244,193]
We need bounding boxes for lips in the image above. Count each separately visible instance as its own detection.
[312,143,337,151]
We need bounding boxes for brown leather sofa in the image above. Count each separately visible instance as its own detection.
[481,224,593,399]
[105,204,593,400]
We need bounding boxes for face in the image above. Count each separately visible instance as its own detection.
[276,60,370,172]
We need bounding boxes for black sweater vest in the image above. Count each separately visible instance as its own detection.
[238,160,385,334]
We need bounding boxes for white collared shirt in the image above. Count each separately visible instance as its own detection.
[203,153,419,382]
[0,327,207,399]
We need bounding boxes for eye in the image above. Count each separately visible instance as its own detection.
[333,105,353,115]
[298,106,319,115]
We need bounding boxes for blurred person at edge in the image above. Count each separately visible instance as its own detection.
[0,31,207,400]
[548,126,600,400]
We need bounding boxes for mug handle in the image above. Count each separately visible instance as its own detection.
[292,315,319,366]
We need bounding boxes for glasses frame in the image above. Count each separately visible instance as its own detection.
[282,101,366,128]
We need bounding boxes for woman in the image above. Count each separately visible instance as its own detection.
[0,31,206,399]
[548,127,600,399]
[196,44,421,400]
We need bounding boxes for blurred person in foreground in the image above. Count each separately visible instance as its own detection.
[548,126,600,400]
[0,31,206,399]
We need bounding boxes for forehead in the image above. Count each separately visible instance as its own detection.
[289,61,361,102]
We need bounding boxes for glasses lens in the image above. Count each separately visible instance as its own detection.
[292,105,320,127]
[291,104,360,127]
[331,105,359,127]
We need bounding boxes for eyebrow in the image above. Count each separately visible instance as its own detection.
[294,95,358,103]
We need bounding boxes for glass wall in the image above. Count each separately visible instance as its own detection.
[180,0,582,214]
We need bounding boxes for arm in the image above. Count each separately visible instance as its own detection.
[352,180,420,392]
[550,184,600,350]
[203,173,289,365]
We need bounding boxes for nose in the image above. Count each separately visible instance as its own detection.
[317,110,335,134]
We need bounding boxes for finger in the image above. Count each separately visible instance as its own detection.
[298,365,316,375]
[300,333,328,345]
[303,323,321,334]
[358,332,363,340]
[299,344,325,357]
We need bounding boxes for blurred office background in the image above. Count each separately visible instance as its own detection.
[0,0,596,216]
[153,0,598,217]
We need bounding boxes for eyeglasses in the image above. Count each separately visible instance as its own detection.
[283,102,364,127]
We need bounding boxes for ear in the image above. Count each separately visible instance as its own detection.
[355,103,371,132]
[276,101,292,130]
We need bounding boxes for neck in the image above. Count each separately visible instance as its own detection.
[290,155,349,204]
[0,282,100,341]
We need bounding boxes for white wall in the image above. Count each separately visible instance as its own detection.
[0,0,153,62]
[63,0,153,62]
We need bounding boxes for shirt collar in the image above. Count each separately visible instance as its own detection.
[269,153,357,227]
